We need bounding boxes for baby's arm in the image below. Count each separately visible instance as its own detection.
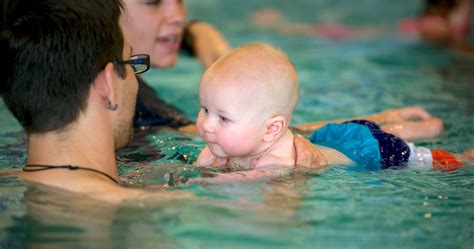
[188,165,293,185]
[194,147,293,184]
[194,146,228,167]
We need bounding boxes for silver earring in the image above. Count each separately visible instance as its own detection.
[107,101,118,111]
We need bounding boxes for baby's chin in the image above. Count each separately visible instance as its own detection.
[207,145,229,158]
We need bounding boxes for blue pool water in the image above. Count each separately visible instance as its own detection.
[1,0,474,248]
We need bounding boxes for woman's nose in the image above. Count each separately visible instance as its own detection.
[163,0,186,26]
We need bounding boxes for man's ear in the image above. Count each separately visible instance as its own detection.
[263,116,287,142]
[92,62,116,103]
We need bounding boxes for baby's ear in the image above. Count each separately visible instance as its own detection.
[263,116,286,142]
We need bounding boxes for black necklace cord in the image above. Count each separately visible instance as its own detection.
[23,164,119,184]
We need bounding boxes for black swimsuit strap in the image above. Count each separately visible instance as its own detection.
[23,164,119,184]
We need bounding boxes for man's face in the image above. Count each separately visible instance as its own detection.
[114,41,139,150]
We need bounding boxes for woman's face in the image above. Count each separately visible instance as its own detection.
[120,0,187,68]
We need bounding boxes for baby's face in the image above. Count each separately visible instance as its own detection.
[196,74,268,158]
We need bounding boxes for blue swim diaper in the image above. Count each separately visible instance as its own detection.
[308,120,410,169]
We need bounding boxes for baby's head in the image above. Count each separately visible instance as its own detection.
[202,43,299,123]
[197,43,299,158]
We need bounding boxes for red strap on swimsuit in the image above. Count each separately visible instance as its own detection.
[431,149,462,171]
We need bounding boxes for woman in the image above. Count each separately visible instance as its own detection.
[120,0,231,128]
[419,0,473,50]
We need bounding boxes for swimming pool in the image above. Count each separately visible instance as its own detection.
[1,0,473,248]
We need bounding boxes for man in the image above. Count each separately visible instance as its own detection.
[1,0,429,201]
[0,0,190,203]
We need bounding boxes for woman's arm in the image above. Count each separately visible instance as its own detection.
[182,21,232,68]
[295,106,433,134]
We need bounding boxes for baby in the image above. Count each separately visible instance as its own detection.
[193,43,472,184]
[196,43,298,170]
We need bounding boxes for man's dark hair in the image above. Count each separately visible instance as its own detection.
[0,0,125,133]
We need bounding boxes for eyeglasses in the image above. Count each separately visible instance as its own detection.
[114,54,150,74]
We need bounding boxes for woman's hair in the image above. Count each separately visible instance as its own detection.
[422,0,457,16]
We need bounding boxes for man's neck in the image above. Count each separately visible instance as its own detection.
[229,129,295,170]
[24,119,119,188]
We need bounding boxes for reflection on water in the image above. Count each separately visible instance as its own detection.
[1,0,474,248]
[2,165,473,248]
[1,174,314,249]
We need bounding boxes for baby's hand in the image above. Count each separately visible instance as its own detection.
[194,146,228,167]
